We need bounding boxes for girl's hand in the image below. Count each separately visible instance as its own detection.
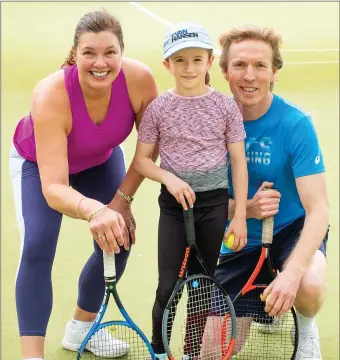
[163,172,196,210]
[224,216,247,251]
[109,192,135,249]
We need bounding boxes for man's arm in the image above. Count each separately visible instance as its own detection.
[283,172,329,275]
[263,172,329,317]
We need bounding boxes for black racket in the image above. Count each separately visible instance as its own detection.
[162,207,237,360]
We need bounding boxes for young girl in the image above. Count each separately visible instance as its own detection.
[133,23,248,359]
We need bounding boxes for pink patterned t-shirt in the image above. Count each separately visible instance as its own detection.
[138,89,246,191]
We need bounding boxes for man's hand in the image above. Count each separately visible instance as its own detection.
[262,269,302,316]
[248,182,281,219]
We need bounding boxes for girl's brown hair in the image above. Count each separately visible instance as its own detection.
[219,25,283,90]
[61,10,124,68]
[205,49,213,86]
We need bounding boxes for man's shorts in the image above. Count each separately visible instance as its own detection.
[212,216,329,318]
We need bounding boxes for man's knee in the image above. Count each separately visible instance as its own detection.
[296,276,327,313]
[294,250,327,315]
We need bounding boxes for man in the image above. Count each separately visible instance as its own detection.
[215,25,329,359]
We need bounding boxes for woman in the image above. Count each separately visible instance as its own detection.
[9,10,157,360]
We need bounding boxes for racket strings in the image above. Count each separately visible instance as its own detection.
[78,323,152,359]
[166,277,234,360]
[231,289,297,359]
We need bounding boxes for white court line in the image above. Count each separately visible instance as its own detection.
[129,2,173,27]
[129,2,339,64]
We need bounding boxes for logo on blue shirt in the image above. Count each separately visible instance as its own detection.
[246,136,272,165]
[315,153,320,164]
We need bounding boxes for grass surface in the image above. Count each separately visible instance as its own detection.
[1,2,339,359]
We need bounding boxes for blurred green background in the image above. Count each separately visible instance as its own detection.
[1,2,339,359]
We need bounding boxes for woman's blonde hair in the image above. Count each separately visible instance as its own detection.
[219,25,283,91]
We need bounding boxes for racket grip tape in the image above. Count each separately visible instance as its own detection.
[262,216,274,245]
[261,187,275,245]
[103,250,116,278]
[183,207,196,245]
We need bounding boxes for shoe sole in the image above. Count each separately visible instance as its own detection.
[62,337,130,358]
[61,338,80,352]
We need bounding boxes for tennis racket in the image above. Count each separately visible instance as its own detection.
[77,250,155,359]
[162,207,237,360]
[230,212,298,359]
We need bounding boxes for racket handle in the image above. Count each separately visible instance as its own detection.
[262,216,274,245]
[103,250,116,278]
[261,187,275,245]
[183,207,196,245]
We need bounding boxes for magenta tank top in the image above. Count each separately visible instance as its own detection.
[13,64,135,174]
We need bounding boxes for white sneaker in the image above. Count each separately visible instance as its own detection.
[295,322,323,360]
[62,320,130,358]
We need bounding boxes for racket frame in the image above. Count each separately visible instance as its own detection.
[232,211,299,360]
[77,251,155,359]
[162,207,237,360]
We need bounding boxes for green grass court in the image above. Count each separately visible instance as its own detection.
[1,2,339,359]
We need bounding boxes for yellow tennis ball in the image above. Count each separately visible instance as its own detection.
[224,233,234,249]
[260,293,271,302]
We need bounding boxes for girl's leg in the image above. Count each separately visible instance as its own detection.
[194,199,229,275]
[187,192,229,357]
[10,148,63,359]
[151,187,190,354]
[151,205,187,354]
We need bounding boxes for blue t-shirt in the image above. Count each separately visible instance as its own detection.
[221,94,325,254]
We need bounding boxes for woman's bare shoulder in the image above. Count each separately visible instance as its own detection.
[122,57,155,84]
[31,69,71,126]
[121,57,158,117]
